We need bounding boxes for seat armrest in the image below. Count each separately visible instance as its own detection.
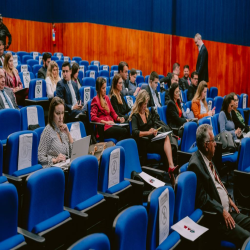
[142,166,165,175]
[64,206,88,219]
[98,191,119,200]
[203,210,217,216]
[125,178,144,187]
[90,121,105,126]
[3,173,22,182]
[18,227,45,243]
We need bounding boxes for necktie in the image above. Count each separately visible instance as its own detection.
[1,90,14,109]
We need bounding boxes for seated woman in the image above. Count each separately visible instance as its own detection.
[110,74,131,121]
[38,97,73,167]
[166,83,187,137]
[219,94,241,140]
[45,61,61,98]
[128,68,140,96]
[71,63,81,89]
[191,81,215,119]
[231,93,250,133]
[91,77,128,142]
[130,90,179,186]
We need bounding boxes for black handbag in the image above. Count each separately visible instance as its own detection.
[214,131,238,153]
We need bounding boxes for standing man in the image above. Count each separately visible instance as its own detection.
[38,53,51,79]
[194,33,208,83]
[187,71,199,101]
[180,65,191,91]
[0,15,12,50]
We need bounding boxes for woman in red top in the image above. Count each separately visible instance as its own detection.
[91,77,128,141]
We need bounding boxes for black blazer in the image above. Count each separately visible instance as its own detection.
[180,77,190,91]
[196,44,209,83]
[188,150,224,216]
[187,84,197,101]
[166,100,186,129]
[160,72,181,89]
[145,84,161,108]
[110,93,130,120]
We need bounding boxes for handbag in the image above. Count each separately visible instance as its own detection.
[214,131,237,153]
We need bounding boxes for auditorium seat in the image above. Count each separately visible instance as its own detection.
[34,127,44,144]
[99,70,109,78]
[79,87,96,105]
[160,92,165,105]
[85,70,97,80]
[82,77,95,87]
[51,56,59,61]
[157,105,168,125]
[100,65,110,72]
[79,60,89,68]
[106,86,111,95]
[113,205,147,250]
[136,75,144,84]
[88,65,99,74]
[16,52,29,63]
[66,121,86,140]
[54,52,63,59]
[124,95,135,109]
[209,87,218,99]
[101,76,110,86]
[110,70,118,77]
[145,75,150,83]
[180,122,198,153]
[136,70,142,76]
[22,55,33,64]
[147,186,181,250]
[159,74,164,80]
[239,93,248,109]
[242,238,250,250]
[185,101,192,110]
[19,71,35,88]
[237,138,250,173]
[35,55,43,65]
[0,141,7,184]
[42,52,52,56]
[72,56,82,64]
[179,162,189,173]
[206,97,214,110]
[30,52,41,59]
[6,50,16,55]
[32,64,42,75]
[16,64,32,73]
[214,96,224,114]
[90,60,100,69]
[26,59,39,69]
[55,60,64,70]
[111,65,118,71]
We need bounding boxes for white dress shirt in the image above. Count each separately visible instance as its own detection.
[149,85,161,108]
[67,80,77,109]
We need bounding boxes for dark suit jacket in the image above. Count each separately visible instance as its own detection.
[144,84,161,108]
[160,72,181,89]
[38,66,47,80]
[0,87,19,110]
[180,77,191,91]
[166,100,186,128]
[0,53,5,67]
[188,150,224,216]
[187,84,198,101]
[56,79,81,118]
[196,44,209,83]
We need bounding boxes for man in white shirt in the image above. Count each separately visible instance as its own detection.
[0,68,19,110]
[188,124,250,249]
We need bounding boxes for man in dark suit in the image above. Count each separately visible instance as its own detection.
[144,71,161,108]
[194,33,209,83]
[180,65,191,91]
[187,71,198,101]
[38,53,51,79]
[0,40,5,67]
[0,69,18,109]
[188,124,250,249]
[119,61,131,96]
[56,62,86,121]
[160,62,180,89]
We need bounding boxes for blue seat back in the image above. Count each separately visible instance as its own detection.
[55,60,64,70]
[239,94,248,109]
[145,75,150,83]
[32,64,42,75]
[116,139,142,178]
[238,138,250,172]
[82,77,95,88]
[23,168,66,232]
[61,56,71,62]
[90,61,100,68]
[212,113,220,135]
[0,141,3,176]
[99,70,109,78]
[16,64,32,73]
[79,86,96,104]
[159,74,164,80]
[0,109,21,142]
[111,65,118,71]
[157,105,167,125]
[65,156,99,208]
[35,56,43,65]
[88,65,99,73]
[66,121,87,138]
[102,76,110,87]
[85,70,97,80]
[136,75,144,84]
[54,52,63,59]
[19,71,35,88]
[79,60,89,68]
[69,233,110,250]
[198,116,212,126]
[98,146,126,192]
[87,100,92,122]
[23,55,33,64]
[160,92,165,106]
[42,52,52,56]
[100,65,110,72]
[113,205,147,250]
[72,57,82,63]
[209,87,218,99]
[28,79,47,99]
[183,89,188,103]
[206,97,214,110]
[181,122,198,152]
[186,101,192,110]
[214,96,223,114]
[5,131,39,175]
[110,70,118,77]
[179,162,189,173]
[16,51,29,63]
[51,56,59,61]
[106,86,111,95]
[20,105,45,130]
[147,186,175,250]
[136,70,142,76]
[34,127,44,144]
[174,172,197,222]
[27,59,39,68]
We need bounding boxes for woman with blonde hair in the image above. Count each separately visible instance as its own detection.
[110,74,131,121]
[45,60,61,98]
[191,81,215,119]
[91,77,128,141]
[130,89,179,186]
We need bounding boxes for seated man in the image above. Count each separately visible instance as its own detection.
[0,68,18,109]
[56,62,86,121]
[118,61,130,96]
[164,73,179,105]
[180,65,191,91]
[38,52,51,79]
[188,124,250,249]
[187,71,198,101]
[160,62,180,89]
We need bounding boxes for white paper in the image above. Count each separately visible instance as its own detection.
[93,61,99,68]
[60,70,63,78]
[139,171,165,188]
[208,100,212,111]
[126,96,134,109]
[109,123,129,127]
[18,134,33,170]
[208,116,213,128]
[243,132,250,138]
[70,122,81,141]
[243,94,247,109]
[35,80,43,98]
[33,52,38,60]
[160,82,165,89]
[171,216,208,241]
[23,71,31,88]
[151,131,172,142]
[103,65,108,71]
[21,65,28,72]
[114,70,118,76]
[70,60,76,66]
[64,56,69,62]
[84,87,91,105]
[27,106,38,126]
[39,56,42,64]
[79,66,85,73]
[136,70,141,76]
[53,158,70,168]
[180,91,183,101]
[56,53,62,60]
[159,188,170,245]
[108,148,120,189]
[13,55,18,67]
[90,71,95,79]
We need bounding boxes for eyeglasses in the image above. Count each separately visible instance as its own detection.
[193,78,198,80]
[205,139,216,144]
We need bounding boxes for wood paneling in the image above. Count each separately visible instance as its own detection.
[4,18,52,53]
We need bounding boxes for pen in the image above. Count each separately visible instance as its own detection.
[155,127,162,131]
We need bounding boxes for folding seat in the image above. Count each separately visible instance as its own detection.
[113,205,147,250]
[4,131,42,178]
[30,52,41,60]
[100,65,110,72]
[136,75,144,84]
[209,87,218,99]
[51,56,59,61]
[19,71,35,88]
[26,59,39,69]
[16,51,29,63]
[55,60,64,70]
[198,116,212,126]
[183,89,188,103]
[72,56,82,64]
[22,55,33,64]
[35,55,43,65]
[54,52,63,60]
[88,65,98,74]
[79,60,89,68]
[147,186,181,250]
[179,162,189,173]
[79,86,96,105]
[85,70,97,80]
[110,70,118,77]
[16,64,32,73]
[68,233,110,250]
[22,168,75,249]
[99,70,109,78]
[180,122,198,153]
[65,156,118,236]
[90,60,100,69]
[82,77,95,87]
[111,65,118,71]
[0,109,21,145]
[136,70,142,76]
[20,105,45,130]
[157,105,168,125]
[214,96,224,114]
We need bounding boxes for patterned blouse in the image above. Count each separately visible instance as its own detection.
[38,124,73,168]
[4,70,23,89]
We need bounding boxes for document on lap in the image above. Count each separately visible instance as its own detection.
[151,131,172,142]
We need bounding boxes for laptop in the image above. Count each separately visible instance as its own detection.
[53,135,91,169]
